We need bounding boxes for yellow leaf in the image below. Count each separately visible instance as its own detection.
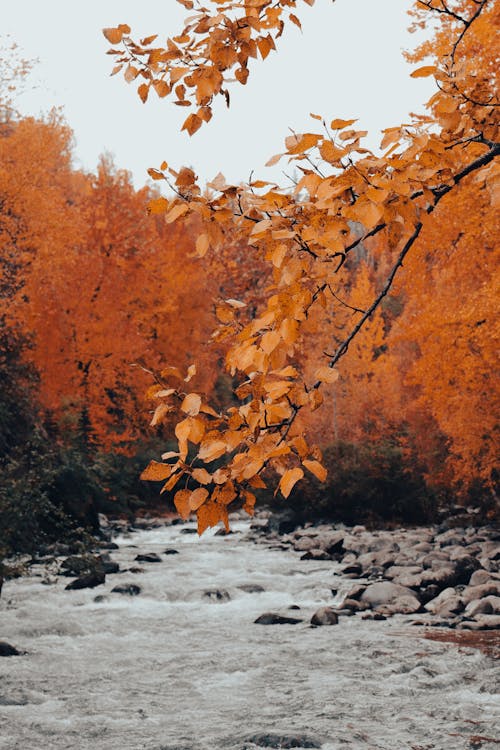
[140,460,172,482]
[174,489,192,520]
[278,467,304,498]
[302,459,327,483]
[181,393,202,416]
[189,487,209,511]
[315,366,339,384]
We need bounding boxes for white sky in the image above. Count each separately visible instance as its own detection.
[1,1,435,188]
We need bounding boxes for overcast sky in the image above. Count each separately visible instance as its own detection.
[1,1,434,188]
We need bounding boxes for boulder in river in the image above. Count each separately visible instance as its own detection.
[242,732,321,748]
[203,589,231,602]
[0,641,21,656]
[163,548,179,555]
[111,584,141,596]
[238,584,265,593]
[310,607,339,626]
[134,553,162,563]
[254,612,303,625]
[360,581,421,615]
[65,571,105,590]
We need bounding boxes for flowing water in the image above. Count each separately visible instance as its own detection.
[1,521,499,750]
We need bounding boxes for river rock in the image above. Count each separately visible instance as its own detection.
[60,555,104,577]
[0,641,21,656]
[464,595,500,617]
[462,581,500,604]
[163,548,179,555]
[360,582,421,614]
[203,589,231,602]
[300,550,332,561]
[111,583,141,596]
[238,584,265,593]
[254,612,303,625]
[242,732,321,748]
[134,553,162,563]
[469,569,495,587]
[65,570,105,590]
[310,607,339,626]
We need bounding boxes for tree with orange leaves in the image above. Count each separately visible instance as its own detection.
[104,0,499,531]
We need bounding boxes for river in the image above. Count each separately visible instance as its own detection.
[1,520,499,749]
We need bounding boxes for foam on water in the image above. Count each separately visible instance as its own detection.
[1,521,499,750]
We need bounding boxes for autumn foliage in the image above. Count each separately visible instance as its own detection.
[101,0,499,532]
[0,1,498,549]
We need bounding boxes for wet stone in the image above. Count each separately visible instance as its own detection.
[242,733,321,748]
[238,584,265,594]
[111,584,141,596]
[0,641,21,656]
[65,571,105,590]
[203,589,231,602]
[254,612,303,625]
[134,553,162,563]
[310,607,339,627]
[163,549,179,555]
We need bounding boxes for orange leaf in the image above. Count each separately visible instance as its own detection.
[103,27,125,44]
[138,83,149,103]
[140,460,172,482]
[189,487,209,511]
[174,489,192,520]
[182,113,203,136]
[191,468,212,484]
[165,203,189,224]
[197,500,226,535]
[181,393,202,416]
[315,366,339,384]
[302,459,327,483]
[195,234,210,257]
[410,66,436,78]
[148,197,168,214]
[278,467,304,498]
[330,118,357,129]
[198,438,227,462]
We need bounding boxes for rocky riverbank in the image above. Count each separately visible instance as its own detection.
[1,514,499,749]
[248,514,500,633]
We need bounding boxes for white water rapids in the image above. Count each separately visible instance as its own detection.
[1,520,499,749]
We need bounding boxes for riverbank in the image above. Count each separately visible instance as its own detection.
[1,515,499,749]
